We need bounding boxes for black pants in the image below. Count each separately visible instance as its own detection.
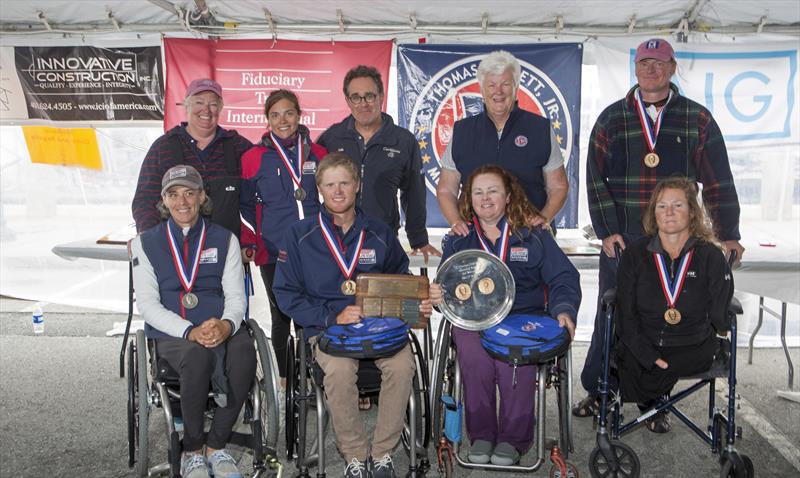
[156,326,257,451]
[260,263,292,378]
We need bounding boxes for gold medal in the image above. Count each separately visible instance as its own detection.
[664,308,681,325]
[294,187,307,201]
[182,292,198,309]
[454,283,472,301]
[341,279,357,296]
[477,277,495,295]
[644,152,660,168]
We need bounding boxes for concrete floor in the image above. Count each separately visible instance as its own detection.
[1,298,798,477]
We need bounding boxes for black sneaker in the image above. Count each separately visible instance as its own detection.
[344,458,367,478]
[369,454,396,478]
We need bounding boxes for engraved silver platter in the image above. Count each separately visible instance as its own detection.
[435,249,515,331]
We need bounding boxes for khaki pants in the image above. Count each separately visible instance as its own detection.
[312,339,415,462]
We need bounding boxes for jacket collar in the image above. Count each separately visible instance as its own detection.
[167,216,206,239]
[318,206,366,239]
[259,124,312,151]
[625,82,680,110]
[647,234,698,258]
[343,113,397,144]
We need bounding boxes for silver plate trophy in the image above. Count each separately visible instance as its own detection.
[435,249,515,331]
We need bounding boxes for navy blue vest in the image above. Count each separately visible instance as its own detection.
[140,218,232,338]
[451,107,551,210]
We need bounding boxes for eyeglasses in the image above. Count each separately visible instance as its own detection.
[190,99,222,111]
[347,92,379,104]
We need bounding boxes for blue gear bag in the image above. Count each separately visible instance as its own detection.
[480,314,570,365]
[318,316,409,359]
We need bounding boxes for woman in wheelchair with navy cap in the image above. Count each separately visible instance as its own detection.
[273,152,442,478]
[439,164,580,466]
[614,176,733,433]
[130,164,256,478]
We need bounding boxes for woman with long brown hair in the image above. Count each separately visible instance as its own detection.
[438,164,580,465]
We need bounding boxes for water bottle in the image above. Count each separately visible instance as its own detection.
[32,303,44,335]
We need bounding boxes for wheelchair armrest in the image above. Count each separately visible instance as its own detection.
[728,296,743,315]
[602,287,617,306]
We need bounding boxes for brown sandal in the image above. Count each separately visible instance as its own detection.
[572,395,600,418]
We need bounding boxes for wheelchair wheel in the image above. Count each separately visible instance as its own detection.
[248,319,280,451]
[549,462,579,478]
[430,320,454,446]
[588,441,640,478]
[285,335,297,459]
[554,357,572,457]
[402,331,431,456]
[720,451,754,478]
[135,329,149,477]
[126,336,136,468]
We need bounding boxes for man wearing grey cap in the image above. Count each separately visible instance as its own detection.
[132,78,252,236]
[575,38,744,428]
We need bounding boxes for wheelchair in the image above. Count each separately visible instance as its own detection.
[125,318,282,477]
[429,318,577,477]
[284,327,431,477]
[589,255,753,478]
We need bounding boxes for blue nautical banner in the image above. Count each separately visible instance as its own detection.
[397,43,583,228]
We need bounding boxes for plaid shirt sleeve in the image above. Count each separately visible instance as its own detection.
[132,136,169,233]
[693,110,741,241]
[586,109,621,239]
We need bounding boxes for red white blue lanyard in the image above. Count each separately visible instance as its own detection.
[473,216,510,263]
[634,89,671,154]
[653,249,693,309]
[270,132,305,219]
[166,221,207,294]
[318,213,364,279]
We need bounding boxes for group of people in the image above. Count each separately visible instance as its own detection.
[129,37,743,478]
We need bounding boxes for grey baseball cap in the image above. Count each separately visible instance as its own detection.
[161,165,204,196]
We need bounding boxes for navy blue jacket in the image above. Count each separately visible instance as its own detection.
[440,220,581,321]
[273,207,410,339]
[451,107,551,211]
[317,114,429,249]
[140,218,231,339]
[240,126,327,265]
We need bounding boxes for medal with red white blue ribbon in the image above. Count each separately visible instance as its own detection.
[166,220,207,312]
[473,216,510,263]
[270,132,307,218]
[653,249,693,325]
[634,89,672,168]
[318,213,364,296]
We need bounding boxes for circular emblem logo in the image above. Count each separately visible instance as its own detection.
[408,55,573,194]
[522,321,539,332]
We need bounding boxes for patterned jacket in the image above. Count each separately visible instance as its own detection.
[586,83,740,241]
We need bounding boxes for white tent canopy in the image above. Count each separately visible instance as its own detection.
[1,0,799,38]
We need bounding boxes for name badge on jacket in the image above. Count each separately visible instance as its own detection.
[359,249,377,264]
[200,248,218,264]
[510,247,528,262]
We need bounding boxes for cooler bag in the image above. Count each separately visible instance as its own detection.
[318,316,409,359]
[480,314,570,365]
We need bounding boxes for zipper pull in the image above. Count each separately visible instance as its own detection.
[512,362,518,388]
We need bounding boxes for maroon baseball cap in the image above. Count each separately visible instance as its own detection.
[634,39,675,63]
[185,78,222,99]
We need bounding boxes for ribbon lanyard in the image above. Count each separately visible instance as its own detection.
[318,213,364,280]
[270,132,305,220]
[634,89,672,154]
[166,221,207,310]
[653,249,694,309]
[473,216,510,263]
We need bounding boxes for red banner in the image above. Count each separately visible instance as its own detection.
[163,38,392,143]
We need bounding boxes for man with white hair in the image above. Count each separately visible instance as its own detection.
[436,50,569,235]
